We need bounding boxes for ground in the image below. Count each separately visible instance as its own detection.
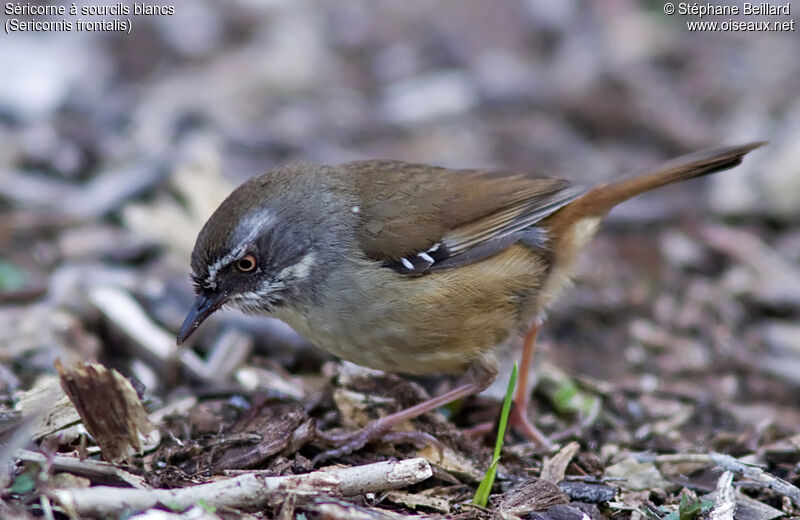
[1,1,799,519]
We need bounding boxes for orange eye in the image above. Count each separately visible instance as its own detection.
[236,254,257,272]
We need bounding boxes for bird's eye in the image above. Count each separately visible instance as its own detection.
[236,254,257,272]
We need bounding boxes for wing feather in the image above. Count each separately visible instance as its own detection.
[344,160,585,272]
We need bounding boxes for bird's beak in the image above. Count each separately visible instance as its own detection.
[177,293,228,345]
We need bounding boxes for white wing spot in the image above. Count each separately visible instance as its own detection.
[418,252,434,263]
[401,257,414,270]
[351,206,360,214]
[427,243,440,252]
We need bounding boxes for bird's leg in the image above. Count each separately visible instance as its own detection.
[313,359,497,465]
[509,321,552,448]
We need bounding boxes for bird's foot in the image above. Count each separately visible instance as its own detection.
[313,418,441,465]
[312,377,486,465]
[461,421,495,438]
[460,409,551,449]
[509,404,552,449]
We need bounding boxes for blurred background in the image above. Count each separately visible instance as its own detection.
[1,0,799,451]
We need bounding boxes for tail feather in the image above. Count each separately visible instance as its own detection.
[545,141,765,233]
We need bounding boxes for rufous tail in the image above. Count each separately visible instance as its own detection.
[546,141,765,234]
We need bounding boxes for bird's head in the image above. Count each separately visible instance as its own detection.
[177,162,351,344]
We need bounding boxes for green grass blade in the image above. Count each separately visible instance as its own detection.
[472,363,518,507]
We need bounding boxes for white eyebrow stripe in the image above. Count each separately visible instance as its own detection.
[232,207,274,246]
[205,208,274,285]
[206,248,241,285]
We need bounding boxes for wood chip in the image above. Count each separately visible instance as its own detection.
[497,478,569,514]
[54,360,157,463]
[541,441,580,484]
[417,445,484,483]
[16,376,80,441]
[703,490,784,520]
[306,496,428,519]
[385,490,451,513]
[529,502,603,520]
[208,403,314,473]
[605,455,672,492]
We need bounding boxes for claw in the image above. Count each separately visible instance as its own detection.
[383,430,444,462]
[312,419,443,465]
[312,419,390,465]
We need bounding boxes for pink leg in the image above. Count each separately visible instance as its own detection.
[510,322,552,448]
[315,369,494,464]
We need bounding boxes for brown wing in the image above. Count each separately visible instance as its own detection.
[344,160,586,270]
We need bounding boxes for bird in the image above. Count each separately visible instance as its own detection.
[177,141,763,461]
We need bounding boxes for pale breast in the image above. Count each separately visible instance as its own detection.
[273,245,550,376]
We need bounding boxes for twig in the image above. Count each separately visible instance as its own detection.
[637,453,712,465]
[709,471,735,520]
[205,327,253,383]
[88,286,208,381]
[39,494,55,520]
[638,452,800,508]
[710,452,800,507]
[51,458,432,517]
[653,454,712,463]
[16,449,148,489]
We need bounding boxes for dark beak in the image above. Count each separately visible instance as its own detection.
[177,293,227,345]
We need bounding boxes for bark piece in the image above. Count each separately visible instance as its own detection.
[541,441,580,484]
[54,360,156,463]
[496,478,569,515]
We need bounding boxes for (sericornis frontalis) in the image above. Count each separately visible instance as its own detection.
[178,142,764,461]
